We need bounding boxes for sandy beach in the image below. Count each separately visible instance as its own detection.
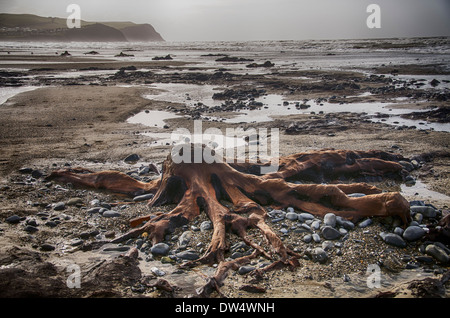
[0,38,449,299]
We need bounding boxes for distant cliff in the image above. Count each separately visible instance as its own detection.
[0,13,164,42]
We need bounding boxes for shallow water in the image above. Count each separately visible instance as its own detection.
[129,83,450,131]
[0,86,38,105]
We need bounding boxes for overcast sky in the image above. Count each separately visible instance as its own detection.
[1,0,449,41]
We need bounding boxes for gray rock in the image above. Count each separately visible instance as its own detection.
[150,242,170,255]
[311,220,321,230]
[6,215,21,224]
[102,210,121,218]
[133,193,154,202]
[66,197,83,206]
[336,216,354,229]
[53,202,65,211]
[124,154,140,163]
[380,232,406,248]
[238,265,256,275]
[178,231,192,247]
[41,243,55,251]
[311,247,328,264]
[312,233,321,243]
[410,206,437,218]
[87,207,102,214]
[393,227,404,236]
[298,213,314,221]
[321,226,341,240]
[286,207,295,213]
[103,246,130,252]
[402,226,426,241]
[358,218,373,228]
[348,193,366,198]
[425,244,449,263]
[200,220,212,231]
[23,225,38,233]
[300,223,312,233]
[151,267,166,277]
[324,213,336,227]
[303,234,312,243]
[176,250,200,260]
[322,241,334,251]
[285,212,298,221]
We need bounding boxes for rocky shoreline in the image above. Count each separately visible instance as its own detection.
[0,39,449,298]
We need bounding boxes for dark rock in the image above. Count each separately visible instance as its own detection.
[133,193,154,202]
[150,243,170,256]
[321,226,341,240]
[175,250,199,260]
[6,215,21,224]
[41,244,55,251]
[23,225,38,233]
[53,202,65,211]
[425,244,449,263]
[403,226,426,241]
[381,232,406,248]
[124,154,140,163]
[238,265,256,275]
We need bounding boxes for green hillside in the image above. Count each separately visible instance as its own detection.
[0,13,164,42]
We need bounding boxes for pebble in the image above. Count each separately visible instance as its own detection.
[336,217,355,230]
[133,194,154,202]
[380,232,406,248]
[23,225,38,233]
[285,212,298,221]
[410,206,437,218]
[321,226,341,240]
[200,221,212,231]
[298,213,314,222]
[324,213,336,227]
[41,243,55,251]
[402,226,426,241]
[45,220,58,228]
[358,218,373,228]
[66,197,83,206]
[393,227,404,236]
[311,247,328,264]
[238,265,255,275]
[124,154,140,163]
[312,233,321,243]
[151,267,166,277]
[103,246,130,252]
[303,234,312,243]
[6,215,21,224]
[311,220,321,230]
[102,210,121,218]
[53,202,65,211]
[425,244,449,263]
[175,250,200,260]
[87,207,102,214]
[150,243,170,256]
[347,193,366,198]
[178,231,192,248]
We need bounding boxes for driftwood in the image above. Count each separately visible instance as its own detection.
[47,145,412,297]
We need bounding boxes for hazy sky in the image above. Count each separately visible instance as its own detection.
[1,0,449,41]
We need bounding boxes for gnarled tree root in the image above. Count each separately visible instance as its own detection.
[47,146,412,297]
